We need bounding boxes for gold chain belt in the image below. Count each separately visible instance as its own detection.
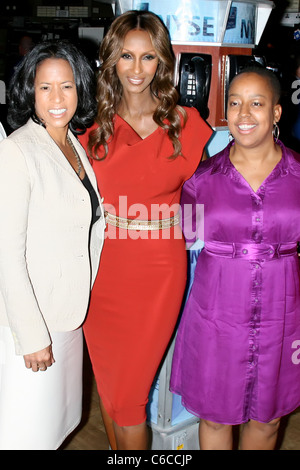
[104,211,180,231]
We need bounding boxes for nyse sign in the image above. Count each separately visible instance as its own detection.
[134,0,256,44]
[164,14,216,40]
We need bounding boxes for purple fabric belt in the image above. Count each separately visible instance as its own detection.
[204,241,298,260]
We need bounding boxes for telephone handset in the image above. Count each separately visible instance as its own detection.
[178,53,212,120]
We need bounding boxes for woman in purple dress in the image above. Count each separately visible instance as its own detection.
[170,67,300,450]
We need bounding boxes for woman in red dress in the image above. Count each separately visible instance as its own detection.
[79,10,212,449]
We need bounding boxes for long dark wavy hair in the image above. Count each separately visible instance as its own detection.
[7,40,97,134]
[88,10,187,160]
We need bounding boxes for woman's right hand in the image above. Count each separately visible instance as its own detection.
[23,345,55,372]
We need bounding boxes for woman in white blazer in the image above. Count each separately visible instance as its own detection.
[0,40,105,449]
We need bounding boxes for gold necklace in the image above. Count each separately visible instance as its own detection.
[67,135,82,177]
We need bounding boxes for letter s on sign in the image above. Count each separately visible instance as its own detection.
[291,340,300,365]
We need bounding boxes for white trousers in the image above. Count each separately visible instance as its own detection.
[0,326,83,450]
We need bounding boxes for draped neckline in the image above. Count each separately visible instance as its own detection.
[115,113,161,142]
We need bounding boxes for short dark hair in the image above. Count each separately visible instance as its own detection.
[229,65,281,105]
[7,39,97,133]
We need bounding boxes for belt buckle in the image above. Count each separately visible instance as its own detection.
[272,244,281,259]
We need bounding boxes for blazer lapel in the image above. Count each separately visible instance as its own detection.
[28,120,100,200]
[28,119,79,178]
[69,133,102,202]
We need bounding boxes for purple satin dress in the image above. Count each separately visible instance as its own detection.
[170,141,300,425]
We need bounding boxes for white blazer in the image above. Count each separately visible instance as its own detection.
[0,119,105,355]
